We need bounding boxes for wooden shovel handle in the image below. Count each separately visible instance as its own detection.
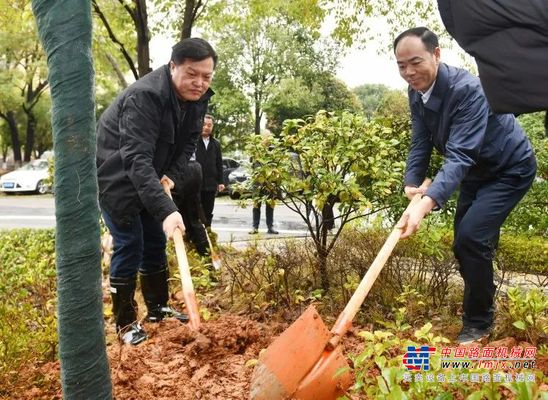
[328,180,431,348]
[162,181,201,330]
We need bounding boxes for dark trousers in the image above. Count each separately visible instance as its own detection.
[453,156,536,329]
[173,191,208,256]
[102,209,166,278]
[200,190,216,227]
[252,201,274,229]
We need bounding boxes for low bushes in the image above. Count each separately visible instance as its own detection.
[0,229,57,392]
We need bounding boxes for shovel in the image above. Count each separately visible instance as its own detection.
[250,192,425,400]
[162,181,201,331]
[204,228,222,270]
[197,203,222,271]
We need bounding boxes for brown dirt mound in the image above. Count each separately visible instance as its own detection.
[8,314,279,400]
[110,315,275,400]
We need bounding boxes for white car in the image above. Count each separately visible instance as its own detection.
[0,159,51,194]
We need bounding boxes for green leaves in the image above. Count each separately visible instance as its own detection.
[505,287,548,344]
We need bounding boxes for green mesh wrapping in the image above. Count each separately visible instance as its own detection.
[32,1,112,398]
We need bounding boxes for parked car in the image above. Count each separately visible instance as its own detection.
[227,153,302,200]
[227,162,252,199]
[219,157,241,195]
[0,159,51,194]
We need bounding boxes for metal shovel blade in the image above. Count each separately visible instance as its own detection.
[293,347,352,400]
[212,253,222,270]
[250,306,331,400]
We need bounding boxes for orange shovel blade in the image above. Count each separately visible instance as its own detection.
[293,347,352,400]
[250,306,331,400]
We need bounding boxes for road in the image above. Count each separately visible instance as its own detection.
[0,194,310,243]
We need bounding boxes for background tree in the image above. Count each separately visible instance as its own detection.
[92,0,152,78]
[265,74,361,134]
[373,87,409,118]
[32,0,111,398]
[180,0,207,39]
[353,83,390,117]
[0,0,50,165]
[201,0,331,135]
[245,110,406,290]
[208,66,254,153]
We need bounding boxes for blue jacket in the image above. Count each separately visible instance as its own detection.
[404,63,534,208]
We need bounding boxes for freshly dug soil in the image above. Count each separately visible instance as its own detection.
[8,314,283,400]
[6,317,547,399]
[109,315,277,400]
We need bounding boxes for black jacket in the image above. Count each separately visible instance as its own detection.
[97,65,213,225]
[195,136,223,192]
[438,0,548,114]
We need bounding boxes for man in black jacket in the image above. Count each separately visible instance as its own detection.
[97,38,216,345]
[195,114,224,228]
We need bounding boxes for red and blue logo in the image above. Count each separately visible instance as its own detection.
[403,346,436,371]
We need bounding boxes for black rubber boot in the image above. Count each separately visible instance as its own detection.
[110,276,147,345]
[139,267,189,323]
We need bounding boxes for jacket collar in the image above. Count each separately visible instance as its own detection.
[424,63,449,112]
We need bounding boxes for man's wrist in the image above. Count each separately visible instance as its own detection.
[419,196,436,214]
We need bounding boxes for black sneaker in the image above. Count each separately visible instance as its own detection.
[120,322,147,345]
[147,306,189,324]
[249,228,259,234]
[267,228,279,234]
[456,326,490,344]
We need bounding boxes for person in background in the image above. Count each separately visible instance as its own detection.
[249,199,279,235]
[195,114,224,229]
[172,160,209,257]
[96,38,216,345]
[393,27,536,344]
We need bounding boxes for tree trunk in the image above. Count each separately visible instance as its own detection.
[318,249,330,291]
[134,0,151,77]
[2,111,23,167]
[32,0,112,398]
[181,0,205,40]
[254,103,261,134]
[181,0,196,39]
[24,112,36,162]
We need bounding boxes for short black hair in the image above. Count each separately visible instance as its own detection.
[393,27,439,54]
[204,114,215,123]
[171,38,218,68]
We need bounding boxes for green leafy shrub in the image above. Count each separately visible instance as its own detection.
[345,316,545,399]
[220,240,317,318]
[496,234,548,276]
[0,229,57,388]
[498,288,548,345]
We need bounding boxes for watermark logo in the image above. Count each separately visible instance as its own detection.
[401,345,538,384]
[403,346,436,371]
[439,345,537,370]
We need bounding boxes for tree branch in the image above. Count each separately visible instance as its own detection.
[93,0,139,80]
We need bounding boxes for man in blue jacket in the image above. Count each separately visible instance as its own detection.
[394,27,536,344]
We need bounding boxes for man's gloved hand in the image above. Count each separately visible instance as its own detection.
[163,211,185,239]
